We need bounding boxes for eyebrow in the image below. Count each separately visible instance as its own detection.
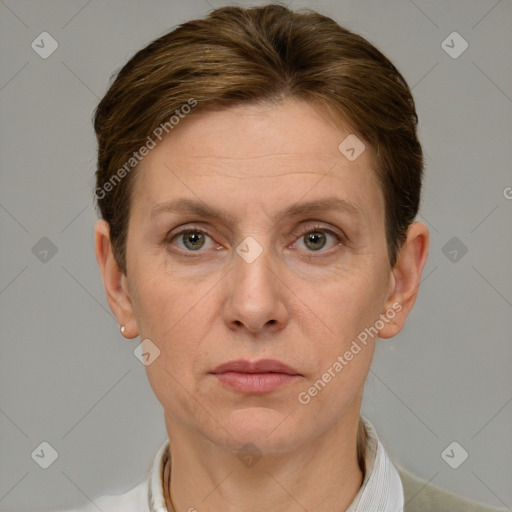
[150,197,361,224]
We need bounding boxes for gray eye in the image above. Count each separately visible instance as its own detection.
[303,231,327,251]
[174,231,213,251]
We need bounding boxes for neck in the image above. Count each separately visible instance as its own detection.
[163,408,365,512]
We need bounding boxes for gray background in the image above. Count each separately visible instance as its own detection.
[1,0,511,510]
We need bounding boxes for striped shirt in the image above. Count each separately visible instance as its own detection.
[63,415,506,512]
[148,415,404,512]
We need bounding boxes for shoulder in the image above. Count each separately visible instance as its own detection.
[397,464,506,512]
[53,479,149,512]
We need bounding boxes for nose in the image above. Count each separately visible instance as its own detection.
[222,238,289,335]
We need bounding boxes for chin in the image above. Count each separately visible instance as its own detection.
[216,406,305,453]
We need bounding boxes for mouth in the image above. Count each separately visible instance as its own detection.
[210,359,302,394]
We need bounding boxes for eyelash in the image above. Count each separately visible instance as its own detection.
[166,224,344,258]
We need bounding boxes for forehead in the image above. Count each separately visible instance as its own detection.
[132,98,384,223]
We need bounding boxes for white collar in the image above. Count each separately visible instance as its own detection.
[148,416,403,512]
[346,416,404,511]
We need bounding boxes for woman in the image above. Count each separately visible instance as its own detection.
[83,4,504,511]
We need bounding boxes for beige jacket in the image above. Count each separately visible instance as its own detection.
[60,457,506,512]
[397,464,506,511]
[60,417,507,512]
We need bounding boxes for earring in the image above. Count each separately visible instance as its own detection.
[120,324,139,339]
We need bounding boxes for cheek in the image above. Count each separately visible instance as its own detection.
[131,274,210,375]
[296,287,378,413]
[294,275,386,406]
[133,267,196,332]
[141,299,208,417]
[302,271,385,343]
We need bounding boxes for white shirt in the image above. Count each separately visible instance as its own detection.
[67,416,403,512]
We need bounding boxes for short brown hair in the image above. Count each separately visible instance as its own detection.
[93,3,422,275]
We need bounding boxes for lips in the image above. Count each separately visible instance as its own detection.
[211,359,301,376]
[211,359,302,394]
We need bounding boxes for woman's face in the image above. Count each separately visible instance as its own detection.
[112,98,399,453]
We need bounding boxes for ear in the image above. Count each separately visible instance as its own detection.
[94,219,138,338]
[378,221,429,339]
